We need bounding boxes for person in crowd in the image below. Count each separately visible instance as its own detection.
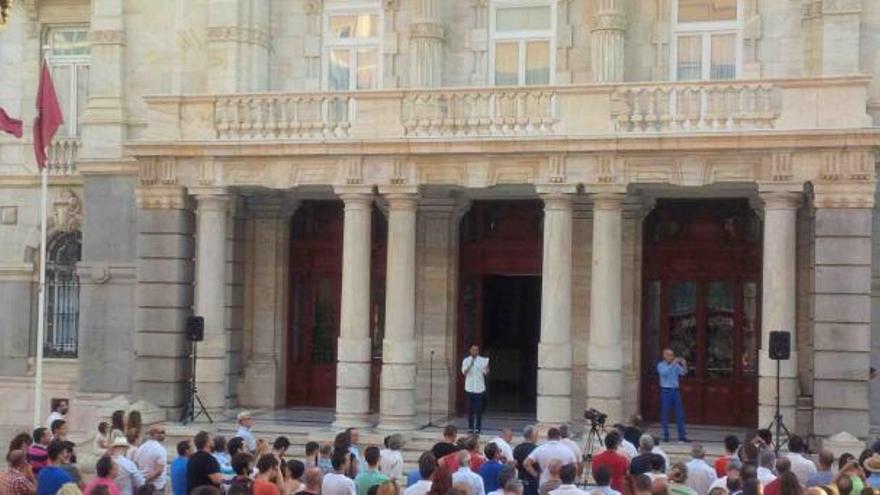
[170,441,192,495]
[710,459,742,492]
[46,400,69,430]
[36,440,74,495]
[348,428,366,474]
[588,465,619,495]
[254,454,286,495]
[706,489,727,495]
[211,436,233,479]
[318,443,334,474]
[84,455,121,495]
[356,447,389,495]
[466,437,487,474]
[524,428,577,488]
[685,444,717,495]
[124,430,140,462]
[432,426,459,462]
[28,428,50,475]
[452,450,485,495]
[786,436,816,486]
[807,451,835,488]
[591,431,630,493]
[427,467,452,495]
[274,437,292,463]
[50,420,69,442]
[380,435,405,480]
[461,344,489,434]
[125,412,142,449]
[716,436,741,478]
[630,474,653,495]
[647,454,668,483]
[668,462,697,495]
[657,348,689,443]
[284,460,306,495]
[764,458,793,495]
[480,444,505,493]
[864,454,880,488]
[227,437,246,459]
[404,453,436,495]
[134,426,167,491]
[188,431,223,494]
[8,433,32,455]
[838,458,866,495]
[228,452,255,494]
[304,442,320,468]
[94,422,111,457]
[489,429,515,463]
[757,450,778,486]
[611,424,638,460]
[236,412,258,453]
[512,425,538,495]
[59,441,82,488]
[652,437,670,471]
[489,467,517,495]
[757,431,773,449]
[504,480,524,495]
[110,411,126,444]
[376,481,400,495]
[536,459,562,495]
[741,478,761,495]
[297,466,324,495]
[777,472,802,495]
[631,436,660,476]
[546,464,586,495]
[557,426,583,476]
[111,436,144,495]
[323,450,357,495]
[1,450,36,495]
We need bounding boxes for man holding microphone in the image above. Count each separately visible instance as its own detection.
[462,343,489,434]
[657,348,689,443]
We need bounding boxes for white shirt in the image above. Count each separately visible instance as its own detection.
[379,449,404,480]
[323,472,357,495]
[710,477,729,491]
[651,447,669,471]
[757,467,777,486]
[237,425,257,452]
[786,453,817,485]
[684,458,717,495]
[586,487,620,495]
[618,440,638,460]
[462,356,488,393]
[134,439,168,489]
[46,412,65,428]
[550,484,590,495]
[560,439,583,464]
[453,466,486,495]
[489,437,514,462]
[114,454,146,495]
[527,440,578,486]
[404,480,433,495]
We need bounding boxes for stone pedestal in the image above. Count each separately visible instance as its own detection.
[536,190,574,424]
[333,189,374,428]
[587,192,624,422]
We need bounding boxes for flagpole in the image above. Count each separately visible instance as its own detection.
[33,164,48,429]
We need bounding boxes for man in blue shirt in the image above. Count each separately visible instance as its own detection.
[480,443,505,493]
[656,348,688,443]
[36,440,73,495]
[171,440,192,495]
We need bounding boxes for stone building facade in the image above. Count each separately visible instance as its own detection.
[0,0,879,442]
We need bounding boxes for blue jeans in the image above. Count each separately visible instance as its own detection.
[466,391,485,432]
[660,387,687,441]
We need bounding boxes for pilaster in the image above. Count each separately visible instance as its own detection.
[591,0,626,82]
[409,0,445,87]
[802,0,862,76]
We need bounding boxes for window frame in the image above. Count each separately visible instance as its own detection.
[489,0,557,86]
[322,1,384,91]
[41,25,90,138]
[670,0,743,81]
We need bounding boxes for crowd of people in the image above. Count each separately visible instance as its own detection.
[3,402,880,495]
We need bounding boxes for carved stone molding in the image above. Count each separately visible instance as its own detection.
[136,186,191,210]
[139,157,177,186]
[410,21,444,40]
[819,150,874,182]
[51,189,82,233]
[767,152,794,182]
[341,156,364,185]
[206,26,270,48]
[305,0,322,15]
[89,30,125,46]
[0,0,13,32]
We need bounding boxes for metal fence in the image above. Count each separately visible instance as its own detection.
[44,232,80,358]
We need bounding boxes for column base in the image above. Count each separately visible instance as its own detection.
[332,413,374,429]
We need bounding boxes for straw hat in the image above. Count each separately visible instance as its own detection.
[110,437,131,449]
[864,454,880,473]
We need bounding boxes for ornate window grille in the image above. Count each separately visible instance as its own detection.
[44,231,81,358]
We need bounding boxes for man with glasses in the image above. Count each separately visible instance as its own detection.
[135,426,168,491]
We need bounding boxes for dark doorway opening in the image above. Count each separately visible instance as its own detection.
[481,275,540,413]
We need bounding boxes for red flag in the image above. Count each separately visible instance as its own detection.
[33,61,64,169]
[0,107,23,138]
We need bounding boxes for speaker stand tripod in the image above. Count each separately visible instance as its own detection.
[766,357,791,454]
[179,340,213,425]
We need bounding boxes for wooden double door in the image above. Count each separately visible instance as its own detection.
[641,200,762,427]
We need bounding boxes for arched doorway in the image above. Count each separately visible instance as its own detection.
[640,199,761,427]
[457,200,542,414]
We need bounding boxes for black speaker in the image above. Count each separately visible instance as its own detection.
[768,331,790,360]
[186,316,205,342]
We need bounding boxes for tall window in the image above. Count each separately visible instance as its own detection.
[672,0,741,81]
[45,231,81,358]
[490,1,555,86]
[42,27,90,137]
[324,6,382,90]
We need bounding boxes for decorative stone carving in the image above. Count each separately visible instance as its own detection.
[410,22,444,39]
[547,154,566,184]
[304,0,322,15]
[342,157,364,185]
[135,187,190,210]
[0,0,12,32]
[89,30,125,45]
[768,152,794,182]
[206,26,270,48]
[820,150,874,181]
[52,189,82,234]
[139,157,177,186]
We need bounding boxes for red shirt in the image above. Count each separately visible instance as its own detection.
[83,477,120,495]
[469,454,487,473]
[253,479,281,495]
[592,450,630,493]
[764,479,780,495]
[715,457,730,478]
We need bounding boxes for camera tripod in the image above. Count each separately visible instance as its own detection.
[583,420,607,463]
[179,340,213,425]
[766,357,790,454]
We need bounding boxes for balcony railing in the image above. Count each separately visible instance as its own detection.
[137,76,871,144]
[46,137,80,174]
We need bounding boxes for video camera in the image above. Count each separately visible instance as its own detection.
[583,407,607,427]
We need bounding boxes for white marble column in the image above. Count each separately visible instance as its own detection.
[587,192,624,422]
[378,191,419,430]
[193,188,230,417]
[537,191,575,424]
[591,0,626,82]
[410,0,445,87]
[758,191,801,428]
[333,190,374,428]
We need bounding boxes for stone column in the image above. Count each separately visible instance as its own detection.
[410,0,445,87]
[587,192,624,422]
[333,189,374,428]
[192,188,230,417]
[240,195,296,409]
[536,189,575,424]
[758,189,802,428]
[591,0,626,82]
[378,190,419,430]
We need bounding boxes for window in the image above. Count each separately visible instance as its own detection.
[324,7,381,90]
[42,27,90,137]
[45,231,81,358]
[672,0,741,81]
[490,1,555,86]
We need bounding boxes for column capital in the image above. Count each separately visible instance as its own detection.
[535,183,577,196]
[759,191,803,210]
[191,188,230,212]
[590,192,625,210]
[334,185,375,206]
[246,195,298,219]
[378,185,420,211]
[189,186,229,199]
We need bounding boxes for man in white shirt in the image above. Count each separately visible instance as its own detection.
[548,463,588,495]
[684,444,716,495]
[462,344,489,434]
[111,437,146,495]
[134,426,168,490]
[586,465,620,495]
[557,425,583,477]
[709,459,742,491]
[236,411,257,453]
[490,429,515,462]
[452,450,486,495]
[404,453,436,495]
[611,425,637,460]
[45,399,68,428]
[524,428,578,487]
[785,436,816,485]
[323,451,357,495]
[757,450,777,486]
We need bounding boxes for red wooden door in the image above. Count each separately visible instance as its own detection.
[641,200,761,427]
